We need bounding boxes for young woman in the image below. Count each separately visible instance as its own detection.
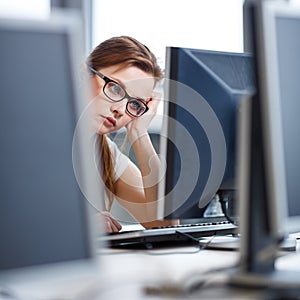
[85,36,172,232]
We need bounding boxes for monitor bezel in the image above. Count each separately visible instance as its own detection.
[157,48,171,220]
[258,0,300,236]
[0,12,101,286]
[228,0,300,288]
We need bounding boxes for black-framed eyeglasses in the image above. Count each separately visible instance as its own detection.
[88,66,149,117]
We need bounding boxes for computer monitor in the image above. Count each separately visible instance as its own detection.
[231,0,300,290]
[0,13,102,294]
[158,47,255,219]
[259,0,300,237]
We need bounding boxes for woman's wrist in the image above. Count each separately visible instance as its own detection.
[127,128,149,143]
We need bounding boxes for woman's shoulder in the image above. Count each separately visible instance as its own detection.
[107,136,122,154]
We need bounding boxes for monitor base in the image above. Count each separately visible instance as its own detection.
[199,236,297,252]
[229,269,300,291]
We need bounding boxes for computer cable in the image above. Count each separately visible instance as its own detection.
[144,263,239,297]
[218,191,239,226]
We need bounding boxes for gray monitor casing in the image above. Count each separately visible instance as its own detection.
[0,12,103,289]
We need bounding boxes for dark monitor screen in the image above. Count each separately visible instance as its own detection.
[159,47,255,219]
[0,15,97,283]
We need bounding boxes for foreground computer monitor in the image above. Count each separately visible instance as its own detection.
[231,0,300,290]
[0,13,102,294]
[158,47,255,219]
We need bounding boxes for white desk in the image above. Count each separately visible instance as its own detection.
[98,246,238,299]
[6,237,300,300]
[91,240,300,300]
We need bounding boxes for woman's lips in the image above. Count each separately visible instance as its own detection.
[104,116,116,127]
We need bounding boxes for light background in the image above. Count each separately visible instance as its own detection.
[92,0,245,68]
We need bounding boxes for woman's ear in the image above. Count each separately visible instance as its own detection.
[145,97,152,104]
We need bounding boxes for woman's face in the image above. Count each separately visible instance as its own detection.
[89,65,155,135]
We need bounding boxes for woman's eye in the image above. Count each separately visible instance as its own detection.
[109,83,122,95]
[128,100,146,115]
[131,101,141,110]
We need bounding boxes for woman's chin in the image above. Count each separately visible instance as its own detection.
[95,124,112,135]
[92,121,105,135]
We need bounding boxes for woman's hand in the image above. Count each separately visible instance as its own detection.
[100,211,122,233]
[126,91,161,140]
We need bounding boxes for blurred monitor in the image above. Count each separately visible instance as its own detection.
[158,47,255,219]
[258,0,300,237]
[0,12,102,295]
[231,0,300,289]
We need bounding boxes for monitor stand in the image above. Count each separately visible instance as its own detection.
[199,235,297,252]
[227,89,300,291]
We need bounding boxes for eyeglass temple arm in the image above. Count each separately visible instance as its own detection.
[87,65,105,80]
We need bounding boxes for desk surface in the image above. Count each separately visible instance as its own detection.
[94,239,300,300]
[7,236,300,300]
[98,246,239,299]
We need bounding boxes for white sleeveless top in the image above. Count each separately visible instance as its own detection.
[107,137,129,182]
[101,137,129,210]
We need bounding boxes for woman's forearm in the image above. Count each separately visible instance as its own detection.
[128,131,160,204]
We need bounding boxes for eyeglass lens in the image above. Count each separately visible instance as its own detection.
[104,82,147,117]
[127,100,147,117]
[105,82,126,101]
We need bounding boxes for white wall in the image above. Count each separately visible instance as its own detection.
[93,0,245,67]
[0,0,50,19]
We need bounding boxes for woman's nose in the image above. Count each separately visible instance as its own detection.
[110,100,127,115]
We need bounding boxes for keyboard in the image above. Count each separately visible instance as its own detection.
[98,217,238,249]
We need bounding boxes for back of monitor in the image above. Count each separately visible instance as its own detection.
[0,12,103,295]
